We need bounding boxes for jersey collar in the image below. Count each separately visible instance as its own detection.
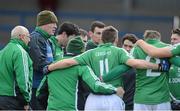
[98,43,113,47]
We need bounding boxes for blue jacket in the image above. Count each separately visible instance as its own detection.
[29,27,53,88]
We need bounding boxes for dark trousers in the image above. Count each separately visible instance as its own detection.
[77,79,90,110]
[30,88,45,110]
[171,101,180,110]
[125,104,134,111]
[0,96,24,110]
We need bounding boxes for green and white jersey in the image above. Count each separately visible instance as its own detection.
[169,57,180,100]
[169,56,180,67]
[75,43,132,87]
[47,65,116,110]
[132,39,170,104]
[0,39,33,104]
[49,36,63,61]
[170,43,180,56]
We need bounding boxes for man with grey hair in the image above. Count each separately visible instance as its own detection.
[0,26,32,110]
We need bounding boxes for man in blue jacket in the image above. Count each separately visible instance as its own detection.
[29,10,58,109]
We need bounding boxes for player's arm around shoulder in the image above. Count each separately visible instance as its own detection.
[126,45,158,70]
[126,58,158,70]
[136,39,172,58]
[48,58,79,71]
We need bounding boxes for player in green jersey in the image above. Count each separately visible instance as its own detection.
[47,26,166,74]
[136,32,180,67]
[49,22,80,61]
[45,26,169,110]
[136,38,180,58]
[86,21,106,50]
[168,28,180,110]
[41,36,124,110]
[132,30,171,110]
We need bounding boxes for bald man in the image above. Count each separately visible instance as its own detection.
[0,26,33,110]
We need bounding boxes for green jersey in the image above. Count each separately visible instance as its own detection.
[86,39,98,50]
[47,65,117,110]
[170,43,180,56]
[169,56,180,67]
[0,39,33,104]
[132,39,170,104]
[102,64,131,82]
[169,56,180,100]
[49,36,63,61]
[75,43,131,87]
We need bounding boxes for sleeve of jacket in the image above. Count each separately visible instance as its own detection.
[102,64,131,82]
[29,34,51,72]
[13,47,32,105]
[169,56,180,67]
[80,66,117,94]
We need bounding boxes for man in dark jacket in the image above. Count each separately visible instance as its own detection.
[29,10,58,109]
[121,33,137,110]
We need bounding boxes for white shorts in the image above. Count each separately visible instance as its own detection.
[85,93,125,111]
[134,102,171,111]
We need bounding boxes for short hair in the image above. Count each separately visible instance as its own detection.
[11,26,29,39]
[102,26,118,43]
[143,30,161,40]
[172,28,180,36]
[90,21,105,32]
[122,34,138,44]
[57,21,80,37]
[79,28,88,37]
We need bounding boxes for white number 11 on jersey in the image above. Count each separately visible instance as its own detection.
[99,58,109,76]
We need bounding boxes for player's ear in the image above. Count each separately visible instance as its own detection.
[88,31,93,38]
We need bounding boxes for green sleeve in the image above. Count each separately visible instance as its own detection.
[118,48,132,64]
[13,49,32,103]
[80,66,116,94]
[169,56,180,67]
[36,76,48,103]
[102,64,131,82]
[28,56,33,98]
[130,47,138,58]
[171,43,180,56]
[74,51,90,65]
[49,36,63,61]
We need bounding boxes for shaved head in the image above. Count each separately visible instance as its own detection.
[10,26,30,45]
[11,26,29,39]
